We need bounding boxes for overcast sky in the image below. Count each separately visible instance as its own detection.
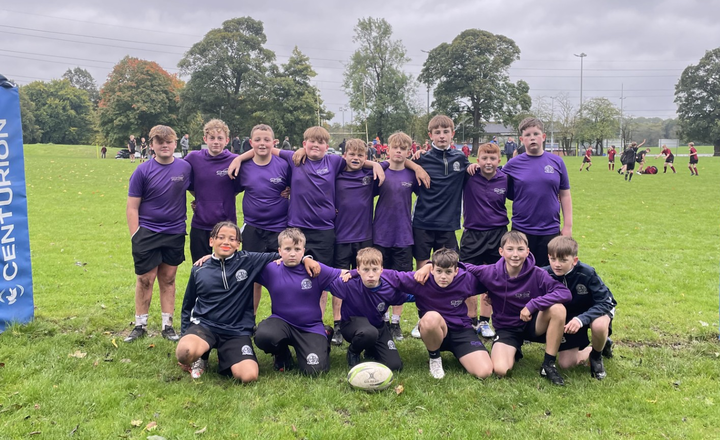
[2,0,717,126]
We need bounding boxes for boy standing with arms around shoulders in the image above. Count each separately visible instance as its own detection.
[502,118,572,267]
[462,231,572,385]
[545,236,616,380]
[461,142,507,339]
[372,132,419,340]
[125,125,191,342]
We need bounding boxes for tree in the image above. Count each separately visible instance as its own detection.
[553,94,580,155]
[576,98,620,154]
[419,29,531,153]
[343,17,416,143]
[178,17,275,137]
[22,79,94,144]
[675,48,720,156]
[18,87,42,143]
[98,56,183,147]
[62,67,100,104]
[255,47,333,144]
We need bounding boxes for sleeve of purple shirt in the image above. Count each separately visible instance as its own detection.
[329,153,346,175]
[317,263,343,291]
[278,149,295,164]
[557,159,570,190]
[379,269,421,295]
[524,269,572,314]
[128,168,145,198]
[327,277,349,300]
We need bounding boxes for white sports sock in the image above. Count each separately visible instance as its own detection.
[135,314,148,328]
[391,314,401,324]
[161,313,173,329]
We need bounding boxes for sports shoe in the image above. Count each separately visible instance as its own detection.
[589,356,606,380]
[347,349,362,368]
[411,322,421,338]
[273,347,294,372]
[429,357,445,379]
[123,325,146,343]
[389,323,404,341]
[161,325,180,342]
[331,324,344,345]
[190,358,208,379]
[602,338,614,358]
[477,321,496,339]
[540,363,565,386]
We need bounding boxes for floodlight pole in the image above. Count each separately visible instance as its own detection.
[574,53,587,115]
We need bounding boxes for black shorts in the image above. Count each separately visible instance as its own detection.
[412,228,459,261]
[129,148,136,155]
[513,229,557,267]
[559,317,614,351]
[438,327,488,359]
[665,154,674,163]
[185,323,257,375]
[340,316,402,371]
[492,312,546,351]
[626,162,635,171]
[300,228,335,266]
[374,245,413,272]
[131,227,185,275]
[583,157,591,163]
[608,157,615,163]
[690,157,698,164]
[460,227,506,265]
[189,227,212,264]
[253,317,330,375]
[334,239,374,269]
[242,224,280,253]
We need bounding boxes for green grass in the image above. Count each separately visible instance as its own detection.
[1,145,720,439]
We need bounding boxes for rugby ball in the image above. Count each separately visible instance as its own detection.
[347,362,394,391]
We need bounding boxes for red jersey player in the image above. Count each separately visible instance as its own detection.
[607,145,617,171]
[655,144,676,174]
[580,146,592,171]
[688,142,699,176]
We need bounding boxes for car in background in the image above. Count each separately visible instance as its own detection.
[327,148,342,156]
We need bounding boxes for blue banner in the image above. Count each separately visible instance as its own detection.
[0,75,34,332]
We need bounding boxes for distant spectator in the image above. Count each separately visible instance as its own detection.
[490,136,498,145]
[504,137,517,162]
[180,134,189,157]
[101,146,107,158]
[461,143,470,158]
[241,136,252,153]
[231,135,242,154]
[128,135,136,163]
[338,138,346,154]
[282,136,292,150]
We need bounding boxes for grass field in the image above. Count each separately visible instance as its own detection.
[2,144,720,439]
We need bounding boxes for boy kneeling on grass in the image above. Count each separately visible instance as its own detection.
[176,222,319,382]
[461,231,572,385]
[545,236,616,380]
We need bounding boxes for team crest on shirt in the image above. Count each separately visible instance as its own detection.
[388,340,397,351]
[270,177,283,184]
[362,176,372,186]
[401,181,413,187]
[544,165,555,174]
[576,284,589,295]
[494,188,506,195]
[301,278,312,290]
[235,269,248,282]
[376,301,386,312]
[453,162,461,172]
[216,168,229,177]
[450,299,463,307]
[241,345,254,356]
[171,175,185,182]
[515,291,531,299]
[306,353,320,365]
[317,167,329,175]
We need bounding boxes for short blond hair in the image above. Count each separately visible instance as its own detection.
[278,228,306,247]
[356,247,383,268]
[251,124,275,139]
[148,125,177,144]
[204,119,229,138]
[428,115,454,132]
[344,138,367,156]
[303,126,330,143]
[388,131,412,150]
[477,142,500,156]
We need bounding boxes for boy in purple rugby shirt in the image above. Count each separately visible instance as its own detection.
[237,124,291,315]
[328,248,415,370]
[384,249,494,380]
[502,118,572,268]
[373,132,419,341]
[126,125,192,343]
[461,142,507,340]
[460,231,571,386]
[254,228,346,376]
[184,119,241,264]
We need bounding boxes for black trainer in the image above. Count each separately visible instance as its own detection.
[347,349,362,368]
[602,338,614,358]
[389,323,404,341]
[123,325,147,343]
[273,347,294,372]
[331,324,344,345]
[540,363,565,386]
[590,356,607,380]
[161,326,180,342]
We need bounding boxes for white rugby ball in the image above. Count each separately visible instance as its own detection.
[347,361,394,391]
